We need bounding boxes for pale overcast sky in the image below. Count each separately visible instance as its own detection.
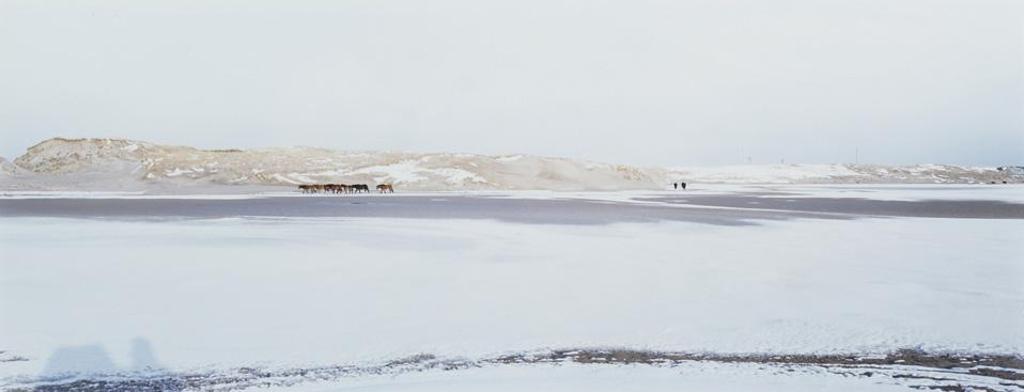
[1,0,1021,166]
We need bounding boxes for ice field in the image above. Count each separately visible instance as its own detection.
[1,185,1022,391]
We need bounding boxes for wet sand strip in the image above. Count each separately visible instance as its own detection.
[0,196,843,226]
[639,195,1024,219]
[1,195,1020,226]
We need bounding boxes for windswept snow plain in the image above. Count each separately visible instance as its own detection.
[1,185,1022,391]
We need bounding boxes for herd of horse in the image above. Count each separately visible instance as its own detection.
[298,183,394,194]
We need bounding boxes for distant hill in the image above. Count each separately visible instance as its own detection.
[4,137,1020,191]
[663,164,1022,185]
[8,137,658,191]
[0,156,20,175]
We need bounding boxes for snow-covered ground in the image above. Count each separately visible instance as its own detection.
[256,362,944,392]
[1,186,1022,391]
[741,184,1024,203]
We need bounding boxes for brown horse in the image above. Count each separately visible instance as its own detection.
[299,184,329,193]
[376,184,394,193]
[325,184,350,194]
[300,183,363,194]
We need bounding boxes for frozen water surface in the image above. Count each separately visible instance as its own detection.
[1,186,1021,391]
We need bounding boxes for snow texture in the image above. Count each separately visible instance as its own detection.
[1,199,1021,383]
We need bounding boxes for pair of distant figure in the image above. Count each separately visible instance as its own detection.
[673,182,687,190]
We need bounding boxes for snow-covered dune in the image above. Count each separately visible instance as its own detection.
[4,137,1021,191]
[662,164,1022,185]
[0,156,22,176]
[9,138,658,191]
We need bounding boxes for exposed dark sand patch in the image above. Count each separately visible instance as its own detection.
[8,354,477,392]
[492,348,1024,369]
[0,351,28,363]
[8,349,1022,392]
